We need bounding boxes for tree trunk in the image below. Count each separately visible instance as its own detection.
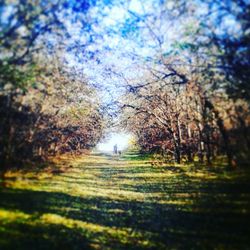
[205,99,233,167]
[186,125,193,162]
[174,142,181,164]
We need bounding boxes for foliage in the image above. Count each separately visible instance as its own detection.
[0,0,249,169]
[116,0,250,167]
[0,0,106,167]
[0,60,104,166]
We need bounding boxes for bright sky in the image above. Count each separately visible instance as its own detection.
[96,133,132,152]
[63,0,161,82]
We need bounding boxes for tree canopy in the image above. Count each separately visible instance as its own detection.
[0,0,249,167]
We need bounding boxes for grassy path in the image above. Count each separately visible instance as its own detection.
[0,152,250,249]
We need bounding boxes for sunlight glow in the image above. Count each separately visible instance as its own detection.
[96,133,132,152]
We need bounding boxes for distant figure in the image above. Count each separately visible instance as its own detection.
[118,150,122,156]
[113,144,118,154]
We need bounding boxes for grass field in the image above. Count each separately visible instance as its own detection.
[0,152,250,249]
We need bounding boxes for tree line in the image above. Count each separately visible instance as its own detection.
[118,0,250,167]
[0,0,105,167]
[0,0,249,168]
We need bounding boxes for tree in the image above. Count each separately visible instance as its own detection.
[0,0,105,167]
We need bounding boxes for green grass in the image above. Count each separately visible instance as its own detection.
[0,152,250,249]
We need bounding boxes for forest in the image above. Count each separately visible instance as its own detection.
[0,0,250,249]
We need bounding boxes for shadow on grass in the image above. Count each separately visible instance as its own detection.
[0,180,250,250]
[1,151,250,249]
[0,219,90,250]
[122,152,153,161]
